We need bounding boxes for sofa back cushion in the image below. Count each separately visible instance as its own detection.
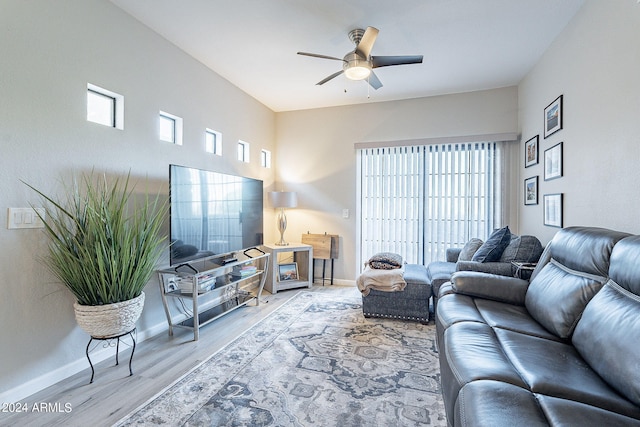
[499,235,543,263]
[458,238,484,261]
[573,236,640,407]
[547,226,630,277]
[525,227,630,339]
[525,261,606,338]
[472,226,511,262]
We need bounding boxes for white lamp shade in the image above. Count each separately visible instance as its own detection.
[269,191,297,208]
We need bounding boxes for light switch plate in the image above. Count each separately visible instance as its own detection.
[7,207,45,229]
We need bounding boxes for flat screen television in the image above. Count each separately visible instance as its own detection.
[169,164,264,266]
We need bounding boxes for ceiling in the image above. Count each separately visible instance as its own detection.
[110,0,585,112]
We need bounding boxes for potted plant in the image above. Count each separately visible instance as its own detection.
[25,172,166,338]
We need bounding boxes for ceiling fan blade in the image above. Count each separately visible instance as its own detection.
[316,70,344,86]
[355,26,379,58]
[367,71,383,90]
[371,55,423,68]
[297,52,345,62]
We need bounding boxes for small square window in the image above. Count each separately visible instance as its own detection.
[206,129,222,155]
[87,83,123,129]
[261,149,271,168]
[159,111,183,145]
[237,140,250,163]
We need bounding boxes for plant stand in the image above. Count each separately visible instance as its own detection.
[85,328,137,384]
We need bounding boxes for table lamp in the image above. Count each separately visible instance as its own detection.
[269,191,297,246]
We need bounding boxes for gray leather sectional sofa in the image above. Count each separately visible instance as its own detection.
[436,227,640,426]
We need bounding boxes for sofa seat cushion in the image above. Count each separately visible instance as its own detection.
[427,261,456,282]
[436,292,563,343]
[455,380,550,427]
[443,323,640,422]
[495,328,640,419]
[455,380,640,427]
[440,322,527,419]
[537,394,640,426]
[474,299,563,342]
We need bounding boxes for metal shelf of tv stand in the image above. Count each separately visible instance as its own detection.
[157,251,270,341]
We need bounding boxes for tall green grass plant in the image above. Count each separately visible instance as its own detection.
[25,172,166,306]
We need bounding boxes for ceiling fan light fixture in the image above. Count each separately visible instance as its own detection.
[344,64,371,80]
[343,53,372,80]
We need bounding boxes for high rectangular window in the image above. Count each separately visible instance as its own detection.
[87,83,124,129]
[159,111,183,145]
[237,140,250,163]
[261,149,271,168]
[205,129,222,155]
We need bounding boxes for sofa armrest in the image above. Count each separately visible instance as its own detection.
[450,271,529,305]
[446,248,462,263]
[456,260,513,276]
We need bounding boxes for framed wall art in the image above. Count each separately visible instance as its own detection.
[278,263,299,281]
[544,142,563,181]
[524,176,538,205]
[544,193,563,228]
[544,95,563,138]
[525,135,539,168]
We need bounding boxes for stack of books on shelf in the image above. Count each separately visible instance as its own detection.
[177,274,216,294]
[231,265,257,278]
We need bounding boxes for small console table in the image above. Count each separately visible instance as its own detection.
[262,243,313,294]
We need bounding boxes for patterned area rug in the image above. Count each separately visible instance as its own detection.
[116,291,446,426]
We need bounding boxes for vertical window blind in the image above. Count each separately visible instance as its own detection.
[358,141,505,269]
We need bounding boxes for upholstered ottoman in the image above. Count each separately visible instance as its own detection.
[361,264,432,322]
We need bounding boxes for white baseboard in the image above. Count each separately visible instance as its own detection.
[0,321,168,404]
[0,281,357,404]
[312,278,356,287]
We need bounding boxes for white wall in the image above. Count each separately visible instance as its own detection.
[518,0,640,243]
[0,0,276,400]
[275,87,519,281]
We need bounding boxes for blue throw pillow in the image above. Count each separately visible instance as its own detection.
[472,226,512,263]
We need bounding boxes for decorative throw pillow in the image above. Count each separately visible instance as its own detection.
[458,238,484,261]
[472,226,512,263]
[368,252,403,270]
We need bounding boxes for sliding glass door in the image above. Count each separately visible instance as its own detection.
[357,141,506,269]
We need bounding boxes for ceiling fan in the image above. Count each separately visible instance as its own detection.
[297,26,423,90]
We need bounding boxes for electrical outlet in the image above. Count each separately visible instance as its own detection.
[7,207,45,229]
[342,208,350,219]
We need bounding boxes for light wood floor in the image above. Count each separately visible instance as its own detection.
[2,285,359,427]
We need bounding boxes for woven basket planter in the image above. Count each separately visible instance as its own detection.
[74,292,145,339]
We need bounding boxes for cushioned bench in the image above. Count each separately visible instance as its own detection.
[361,264,432,322]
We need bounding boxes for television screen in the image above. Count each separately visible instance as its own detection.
[169,164,263,266]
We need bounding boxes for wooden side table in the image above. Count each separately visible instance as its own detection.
[261,243,313,294]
